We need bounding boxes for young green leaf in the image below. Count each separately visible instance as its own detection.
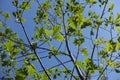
[27,64,36,76]
[19,18,26,22]
[80,48,88,56]
[15,69,27,80]
[3,12,10,19]
[45,29,50,36]
[41,1,51,11]
[52,25,61,35]
[115,42,120,50]
[75,61,84,69]
[74,38,85,45]
[20,2,31,10]
[108,60,115,67]
[116,27,120,33]
[54,34,64,41]
[41,74,48,80]
[12,0,18,6]
[0,21,2,30]
[109,3,114,11]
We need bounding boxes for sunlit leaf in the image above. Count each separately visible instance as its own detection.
[52,25,61,35]
[2,60,11,66]
[116,27,120,33]
[4,40,14,53]
[115,42,120,50]
[109,3,114,11]
[74,38,85,45]
[20,2,31,10]
[108,60,115,67]
[57,0,64,6]
[0,21,2,30]
[67,14,84,28]
[3,12,10,19]
[80,48,88,56]
[45,29,50,36]
[115,13,120,20]
[41,74,48,80]
[75,61,84,69]
[54,34,64,41]
[54,6,61,16]
[15,69,27,80]
[41,1,51,11]
[27,64,36,76]
[20,18,26,22]
[86,0,97,4]
[12,0,18,6]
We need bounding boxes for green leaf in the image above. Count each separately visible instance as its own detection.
[2,60,11,66]
[5,27,12,34]
[81,18,91,28]
[97,19,103,25]
[13,10,22,18]
[94,38,105,46]
[104,41,116,52]
[12,0,18,6]
[41,1,51,11]
[108,60,115,67]
[41,74,48,80]
[35,27,45,37]
[90,30,94,35]
[45,29,50,36]
[54,34,64,41]
[93,13,99,19]
[84,58,97,73]
[31,0,34,2]
[15,69,27,80]
[27,64,35,76]
[52,25,61,35]
[0,9,2,14]
[54,6,61,16]
[115,69,120,73]
[68,14,84,28]
[74,38,85,45]
[31,42,37,49]
[57,0,64,6]
[33,71,41,80]
[115,13,120,20]
[109,3,114,11]
[97,50,108,58]
[117,36,120,42]
[20,18,26,22]
[75,61,84,69]
[20,2,31,10]
[1,53,7,60]
[115,42,120,50]
[67,3,84,15]
[75,29,83,36]
[101,75,108,80]
[80,48,88,56]
[4,40,14,53]
[116,27,120,33]
[86,0,97,4]
[0,21,2,30]
[3,12,10,19]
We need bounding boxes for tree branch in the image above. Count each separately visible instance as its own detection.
[60,3,85,80]
[19,21,51,79]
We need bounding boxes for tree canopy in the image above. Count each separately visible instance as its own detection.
[0,0,120,80]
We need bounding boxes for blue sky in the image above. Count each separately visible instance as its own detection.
[1,0,120,80]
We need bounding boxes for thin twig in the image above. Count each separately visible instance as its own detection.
[39,60,71,72]
[60,2,85,80]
